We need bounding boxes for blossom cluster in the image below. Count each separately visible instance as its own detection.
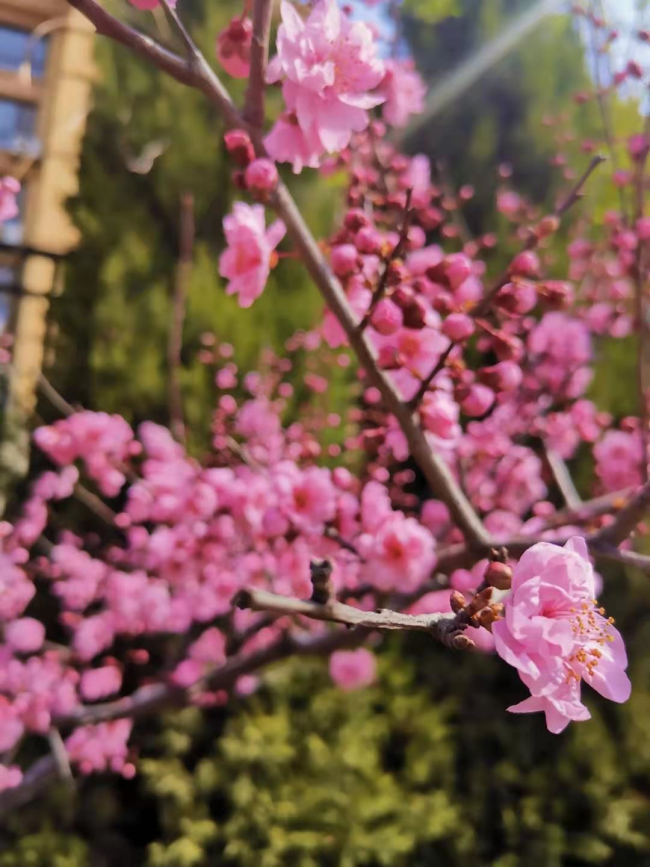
[0,0,647,800]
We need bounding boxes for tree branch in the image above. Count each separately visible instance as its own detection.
[235,586,474,650]
[244,0,274,130]
[543,446,582,509]
[592,479,650,547]
[0,625,367,815]
[410,154,606,407]
[66,0,491,552]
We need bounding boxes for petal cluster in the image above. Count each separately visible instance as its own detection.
[494,538,631,733]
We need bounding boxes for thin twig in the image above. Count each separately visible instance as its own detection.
[0,625,367,813]
[168,192,194,444]
[410,155,606,407]
[357,188,413,332]
[244,0,274,130]
[235,587,474,650]
[592,479,650,547]
[543,446,582,509]
[38,373,76,417]
[66,0,492,552]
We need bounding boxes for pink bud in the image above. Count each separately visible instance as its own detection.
[330,244,359,277]
[444,253,472,290]
[510,250,540,277]
[496,280,538,315]
[344,209,369,232]
[420,391,459,439]
[224,129,255,167]
[355,226,382,254]
[5,618,45,654]
[216,17,253,79]
[371,298,403,335]
[244,158,278,194]
[461,384,495,416]
[442,312,475,341]
[479,361,522,392]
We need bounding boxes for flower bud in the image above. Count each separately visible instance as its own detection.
[536,215,560,238]
[244,158,278,196]
[442,312,475,341]
[460,383,494,416]
[224,129,255,167]
[539,280,573,309]
[485,561,513,591]
[444,253,472,290]
[479,360,522,392]
[510,250,540,277]
[496,280,538,315]
[370,298,403,335]
[216,16,253,79]
[401,295,428,329]
[355,226,382,254]
[450,590,466,614]
[344,208,369,232]
[637,217,650,241]
[331,244,359,277]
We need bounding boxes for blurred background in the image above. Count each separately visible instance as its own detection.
[2,0,650,865]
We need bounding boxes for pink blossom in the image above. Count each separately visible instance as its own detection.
[420,390,460,440]
[494,537,631,733]
[0,766,22,791]
[380,59,425,128]
[216,17,252,79]
[66,719,133,776]
[371,298,403,335]
[594,430,643,492]
[219,203,286,308]
[329,648,376,691]
[80,666,123,701]
[5,618,45,654]
[361,513,436,592]
[266,0,384,166]
[0,177,19,223]
[442,313,474,341]
[275,464,336,533]
[264,115,322,173]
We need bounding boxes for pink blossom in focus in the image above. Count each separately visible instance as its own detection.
[266,0,385,167]
[219,202,286,308]
[494,537,631,733]
[329,648,376,691]
[380,59,425,128]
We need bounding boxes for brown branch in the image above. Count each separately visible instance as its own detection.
[410,155,606,407]
[0,625,366,815]
[38,373,76,417]
[66,0,491,552]
[590,543,650,573]
[543,446,582,509]
[235,586,474,650]
[168,192,194,444]
[244,0,274,130]
[592,479,650,547]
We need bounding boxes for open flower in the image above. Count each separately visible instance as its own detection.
[494,537,631,733]
[265,0,384,168]
[219,203,286,308]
